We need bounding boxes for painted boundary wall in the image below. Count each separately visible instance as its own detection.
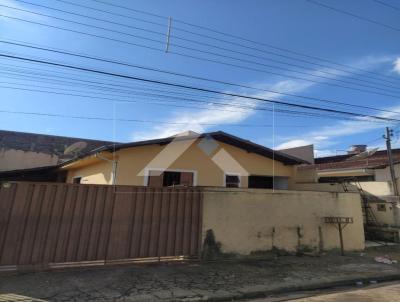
[201,188,364,255]
[292,182,398,227]
[291,182,394,196]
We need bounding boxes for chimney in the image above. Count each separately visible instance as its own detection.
[347,144,367,155]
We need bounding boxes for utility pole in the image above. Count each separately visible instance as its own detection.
[384,127,399,196]
[165,17,172,53]
[384,127,400,226]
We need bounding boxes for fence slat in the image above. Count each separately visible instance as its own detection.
[149,188,162,257]
[0,183,18,265]
[166,190,178,256]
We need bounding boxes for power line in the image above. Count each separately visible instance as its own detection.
[83,0,400,83]
[0,63,393,115]
[0,67,246,104]
[1,52,399,123]
[0,79,264,112]
[3,6,400,97]
[4,66,371,115]
[372,0,400,11]
[3,70,352,119]
[306,0,400,32]
[2,40,400,116]
[0,109,313,128]
[2,84,368,122]
[0,56,383,109]
[91,0,166,20]
[9,0,400,89]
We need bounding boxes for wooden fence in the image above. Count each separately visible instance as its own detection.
[0,182,203,271]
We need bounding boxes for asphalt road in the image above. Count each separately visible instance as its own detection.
[250,282,400,302]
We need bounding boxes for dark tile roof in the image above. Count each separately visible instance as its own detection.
[313,149,400,171]
[62,131,307,166]
[0,129,115,160]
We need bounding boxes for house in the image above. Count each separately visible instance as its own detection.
[0,129,114,172]
[61,131,307,189]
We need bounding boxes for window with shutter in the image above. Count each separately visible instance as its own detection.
[225,175,240,188]
[180,172,194,186]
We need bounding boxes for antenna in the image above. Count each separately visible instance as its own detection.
[64,141,88,157]
[346,148,379,161]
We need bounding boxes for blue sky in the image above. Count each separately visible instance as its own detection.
[0,0,400,157]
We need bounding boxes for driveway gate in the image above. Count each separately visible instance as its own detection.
[0,182,203,271]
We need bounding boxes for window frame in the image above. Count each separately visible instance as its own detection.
[223,173,241,188]
[72,176,83,184]
[377,204,387,212]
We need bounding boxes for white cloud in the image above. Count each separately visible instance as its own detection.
[277,139,313,149]
[394,58,400,74]
[132,76,324,141]
[132,54,396,141]
[0,0,47,24]
[277,103,400,157]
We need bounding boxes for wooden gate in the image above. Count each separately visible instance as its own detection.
[0,182,203,271]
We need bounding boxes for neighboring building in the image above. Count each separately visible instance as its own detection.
[308,145,400,183]
[61,131,307,189]
[0,130,114,171]
[0,165,65,182]
[294,145,400,235]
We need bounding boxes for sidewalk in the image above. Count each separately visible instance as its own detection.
[1,245,400,302]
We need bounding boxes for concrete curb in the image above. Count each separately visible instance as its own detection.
[205,273,400,301]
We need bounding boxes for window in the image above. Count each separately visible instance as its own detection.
[377,204,386,212]
[225,175,240,188]
[147,170,195,187]
[318,175,375,183]
[248,176,273,189]
[72,177,82,184]
[163,171,181,187]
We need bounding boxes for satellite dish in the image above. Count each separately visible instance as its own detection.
[64,141,88,155]
[346,147,379,161]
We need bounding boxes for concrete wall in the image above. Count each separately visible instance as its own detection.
[375,163,400,182]
[291,182,397,227]
[65,140,296,187]
[202,188,364,255]
[0,148,58,171]
[293,166,318,183]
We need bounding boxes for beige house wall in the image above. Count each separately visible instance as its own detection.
[0,148,58,171]
[202,188,364,254]
[68,160,112,184]
[65,140,296,187]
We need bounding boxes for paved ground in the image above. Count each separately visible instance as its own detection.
[250,282,400,301]
[1,245,400,301]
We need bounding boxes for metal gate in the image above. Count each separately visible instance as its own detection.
[0,182,203,271]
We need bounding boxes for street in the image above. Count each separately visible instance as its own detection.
[250,282,400,302]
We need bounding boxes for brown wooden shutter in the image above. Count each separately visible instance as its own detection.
[180,172,194,186]
[148,170,163,187]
